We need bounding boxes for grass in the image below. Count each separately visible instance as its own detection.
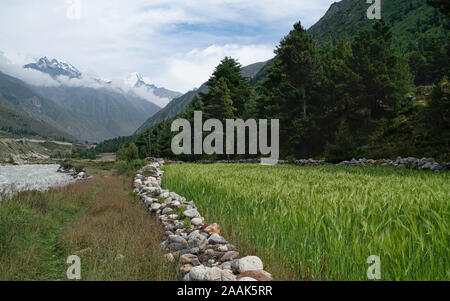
[0,165,178,281]
[162,163,450,281]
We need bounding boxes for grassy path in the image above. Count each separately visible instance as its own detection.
[162,163,450,281]
[0,171,178,281]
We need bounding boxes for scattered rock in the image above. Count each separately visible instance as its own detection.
[188,265,209,281]
[164,253,174,263]
[180,264,193,274]
[151,203,161,211]
[209,233,228,245]
[238,256,263,273]
[218,245,228,252]
[162,207,173,215]
[168,243,185,251]
[188,232,208,250]
[190,258,201,266]
[180,254,198,264]
[168,235,186,245]
[220,251,239,262]
[204,223,220,235]
[74,248,92,256]
[191,218,203,226]
[237,270,273,281]
[239,277,257,281]
[183,209,200,218]
[204,267,236,281]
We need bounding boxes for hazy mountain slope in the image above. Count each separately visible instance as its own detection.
[308,0,445,51]
[0,96,74,141]
[34,86,161,142]
[0,71,82,140]
[0,70,162,142]
[135,61,268,134]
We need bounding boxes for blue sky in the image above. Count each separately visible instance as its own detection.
[0,0,336,93]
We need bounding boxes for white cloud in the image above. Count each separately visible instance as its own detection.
[158,44,274,92]
[0,0,336,93]
[0,51,167,107]
[0,51,60,86]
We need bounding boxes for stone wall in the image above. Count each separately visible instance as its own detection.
[133,159,273,281]
[192,157,450,172]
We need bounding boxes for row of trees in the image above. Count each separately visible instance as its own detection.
[91,5,448,162]
[137,18,448,162]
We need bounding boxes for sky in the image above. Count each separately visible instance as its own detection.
[0,0,336,94]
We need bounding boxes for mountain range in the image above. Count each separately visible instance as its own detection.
[125,72,183,100]
[0,57,182,142]
[1,0,444,144]
[24,56,82,79]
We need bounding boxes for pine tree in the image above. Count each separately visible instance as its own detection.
[200,57,250,118]
[428,76,450,133]
[350,20,411,119]
[256,21,320,156]
[204,77,235,121]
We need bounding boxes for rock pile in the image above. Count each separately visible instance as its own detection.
[193,157,449,172]
[338,157,450,172]
[57,165,89,180]
[133,159,272,282]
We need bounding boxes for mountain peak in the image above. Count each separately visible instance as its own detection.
[24,56,82,79]
[125,72,147,88]
[125,72,183,100]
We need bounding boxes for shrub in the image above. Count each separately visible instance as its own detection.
[115,159,147,174]
[184,217,191,229]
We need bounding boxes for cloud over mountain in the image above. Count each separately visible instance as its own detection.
[0,0,335,93]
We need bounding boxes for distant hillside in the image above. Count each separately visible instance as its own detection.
[0,71,162,143]
[0,97,73,141]
[34,85,161,142]
[308,0,446,51]
[135,61,268,134]
[0,71,81,141]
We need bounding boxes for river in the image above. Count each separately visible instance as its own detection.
[0,164,76,198]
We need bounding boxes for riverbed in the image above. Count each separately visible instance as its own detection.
[0,164,76,198]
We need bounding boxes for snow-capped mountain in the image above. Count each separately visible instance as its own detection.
[125,72,182,100]
[24,56,82,79]
[2,56,184,141]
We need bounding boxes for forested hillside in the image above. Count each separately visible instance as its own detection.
[0,71,77,141]
[135,62,268,134]
[92,0,449,163]
[0,99,73,141]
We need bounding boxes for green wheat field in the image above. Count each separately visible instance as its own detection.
[162,163,449,281]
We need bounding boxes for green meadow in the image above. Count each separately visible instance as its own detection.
[162,163,449,281]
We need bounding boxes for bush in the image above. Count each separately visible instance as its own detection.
[184,217,191,229]
[285,155,296,164]
[117,143,139,162]
[115,159,147,174]
[71,146,80,159]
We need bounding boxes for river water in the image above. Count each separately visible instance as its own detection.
[0,164,76,198]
